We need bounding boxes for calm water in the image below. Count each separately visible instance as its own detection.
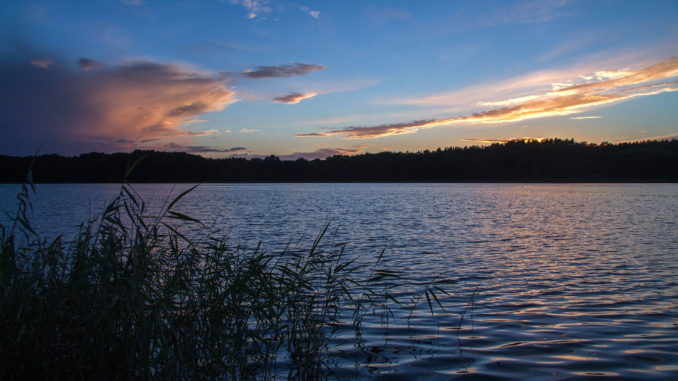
[1,183,677,380]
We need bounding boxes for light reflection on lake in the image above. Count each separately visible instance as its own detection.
[1,183,677,379]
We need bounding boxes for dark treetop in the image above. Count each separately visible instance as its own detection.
[1,139,677,183]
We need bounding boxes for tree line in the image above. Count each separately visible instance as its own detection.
[1,138,677,182]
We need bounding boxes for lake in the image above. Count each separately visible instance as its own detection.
[1,183,677,380]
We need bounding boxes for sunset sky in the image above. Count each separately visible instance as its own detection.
[1,0,677,159]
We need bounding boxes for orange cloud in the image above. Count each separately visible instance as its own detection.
[2,57,236,154]
[297,57,678,139]
[75,62,236,142]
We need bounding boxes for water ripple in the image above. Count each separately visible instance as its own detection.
[1,183,677,379]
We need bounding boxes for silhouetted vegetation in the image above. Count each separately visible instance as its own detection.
[0,174,452,380]
[1,139,677,182]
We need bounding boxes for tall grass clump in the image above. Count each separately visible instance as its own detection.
[0,169,451,380]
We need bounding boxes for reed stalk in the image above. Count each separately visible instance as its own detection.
[0,170,451,380]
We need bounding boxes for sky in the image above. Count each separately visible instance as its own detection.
[1,0,677,159]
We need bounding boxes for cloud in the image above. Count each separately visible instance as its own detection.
[278,147,364,160]
[229,0,272,19]
[569,115,601,120]
[239,77,377,104]
[273,92,317,104]
[183,118,209,124]
[475,95,541,107]
[298,57,678,139]
[164,143,247,153]
[229,1,318,20]
[185,129,219,136]
[77,57,102,71]
[1,51,236,155]
[30,59,54,69]
[389,56,652,108]
[239,128,259,133]
[242,63,326,79]
[298,5,320,19]
[539,35,597,61]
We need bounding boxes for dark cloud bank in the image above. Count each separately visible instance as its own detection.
[242,63,325,79]
[273,92,316,104]
[0,49,234,155]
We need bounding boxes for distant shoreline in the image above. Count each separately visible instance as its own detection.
[2,180,678,184]
[2,139,677,183]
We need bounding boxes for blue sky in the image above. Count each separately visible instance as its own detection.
[1,0,677,158]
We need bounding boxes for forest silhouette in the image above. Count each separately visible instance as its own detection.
[1,139,676,182]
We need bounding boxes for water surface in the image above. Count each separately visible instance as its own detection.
[1,183,676,379]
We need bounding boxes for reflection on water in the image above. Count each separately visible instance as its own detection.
[1,183,677,379]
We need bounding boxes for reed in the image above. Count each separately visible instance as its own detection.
[0,169,449,380]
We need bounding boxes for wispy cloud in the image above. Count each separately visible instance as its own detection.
[1,52,236,154]
[164,142,247,153]
[298,57,678,139]
[228,1,319,20]
[239,128,259,133]
[570,115,601,120]
[229,0,271,19]
[273,92,317,104]
[30,59,54,69]
[278,147,364,160]
[475,95,540,107]
[240,77,378,105]
[298,5,320,19]
[301,108,428,126]
[539,35,598,61]
[182,118,209,124]
[389,54,661,108]
[242,63,326,79]
[185,129,220,136]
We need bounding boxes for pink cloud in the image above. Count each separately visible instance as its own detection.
[74,62,236,142]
